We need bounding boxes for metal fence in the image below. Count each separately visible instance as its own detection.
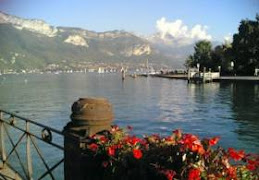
[0,109,64,180]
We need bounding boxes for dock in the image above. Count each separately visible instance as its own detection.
[213,76,259,82]
[152,74,259,82]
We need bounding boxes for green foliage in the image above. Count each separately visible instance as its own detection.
[232,14,259,75]
[186,15,259,75]
[185,40,213,70]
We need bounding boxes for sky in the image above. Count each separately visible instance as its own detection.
[0,0,258,45]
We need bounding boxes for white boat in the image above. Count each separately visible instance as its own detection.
[98,67,105,73]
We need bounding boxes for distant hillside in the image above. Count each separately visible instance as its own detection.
[0,11,181,71]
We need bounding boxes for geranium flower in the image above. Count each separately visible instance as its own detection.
[209,136,220,146]
[159,169,176,180]
[88,143,98,152]
[188,168,201,180]
[102,161,108,168]
[124,136,141,146]
[108,146,116,156]
[228,148,245,161]
[133,149,142,159]
[226,166,237,179]
[246,159,258,171]
[83,125,258,180]
[99,135,108,143]
[181,134,204,154]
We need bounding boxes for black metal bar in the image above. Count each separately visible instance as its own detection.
[38,158,64,180]
[5,133,26,163]
[3,124,29,179]
[0,115,7,165]
[0,109,65,179]
[1,120,64,150]
[0,109,63,135]
[30,136,55,180]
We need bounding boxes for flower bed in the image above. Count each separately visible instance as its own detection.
[82,125,259,180]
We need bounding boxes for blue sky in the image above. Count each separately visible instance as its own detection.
[0,0,258,42]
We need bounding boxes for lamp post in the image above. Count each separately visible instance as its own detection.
[218,66,221,76]
[197,63,200,72]
[230,61,235,76]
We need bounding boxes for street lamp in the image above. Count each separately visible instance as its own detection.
[218,66,221,76]
[230,61,235,76]
[197,63,200,72]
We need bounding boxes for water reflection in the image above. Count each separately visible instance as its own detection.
[230,82,259,153]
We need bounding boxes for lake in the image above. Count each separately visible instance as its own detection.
[0,72,258,154]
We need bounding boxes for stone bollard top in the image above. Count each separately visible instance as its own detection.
[70,97,113,126]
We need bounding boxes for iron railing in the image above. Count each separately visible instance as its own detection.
[0,109,64,180]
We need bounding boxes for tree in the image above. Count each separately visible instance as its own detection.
[232,14,259,75]
[185,40,213,70]
[211,43,233,74]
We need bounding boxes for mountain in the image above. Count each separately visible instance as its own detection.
[0,12,177,71]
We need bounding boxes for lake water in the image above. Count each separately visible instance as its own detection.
[0,73,258,155]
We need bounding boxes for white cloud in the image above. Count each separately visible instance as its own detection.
[224,33,233,44]
[153,17,212,47]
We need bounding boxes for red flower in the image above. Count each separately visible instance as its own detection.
[228,148,245,161]
[99,136,108,143]
[191,144,205,155]
[209,137,220,146]
[89,143,98,152]
[188,168,201,180]
[246,159,258,171]
[133,149,142,159]
[102,161,108,168]
[159,169,176,180]
[181,134,204,155]
[125,136,141,146]
[227,166,237,179]
[108,146,116,156]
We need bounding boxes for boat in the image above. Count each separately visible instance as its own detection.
[98,67,105,74]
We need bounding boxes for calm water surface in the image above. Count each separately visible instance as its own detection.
[0,73,258,154]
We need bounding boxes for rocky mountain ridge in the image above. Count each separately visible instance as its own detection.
[0,11,185,70]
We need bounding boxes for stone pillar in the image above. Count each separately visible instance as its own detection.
[63,97,114,180]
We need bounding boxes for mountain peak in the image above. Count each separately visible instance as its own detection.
[0,11,58,37]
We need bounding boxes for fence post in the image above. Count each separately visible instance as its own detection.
[63,97,114,180]
[0,111,7,168]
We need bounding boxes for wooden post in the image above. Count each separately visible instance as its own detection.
[63,97,114,180]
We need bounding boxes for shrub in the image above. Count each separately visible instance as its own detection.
[81,125,259,180]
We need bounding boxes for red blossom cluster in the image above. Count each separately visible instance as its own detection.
[84,125,259,180]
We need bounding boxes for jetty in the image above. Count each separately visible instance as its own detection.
[153,74,259,82]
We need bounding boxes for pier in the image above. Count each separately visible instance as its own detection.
[152,74,259,82]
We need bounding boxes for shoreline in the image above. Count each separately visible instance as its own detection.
[151,74,259,82]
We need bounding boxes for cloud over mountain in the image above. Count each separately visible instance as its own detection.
[150,17,212,47]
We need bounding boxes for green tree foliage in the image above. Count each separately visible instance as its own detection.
[211,43,233,74]
[186,15,259,75]
[185,40,213,70]
[232,15,259,75]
